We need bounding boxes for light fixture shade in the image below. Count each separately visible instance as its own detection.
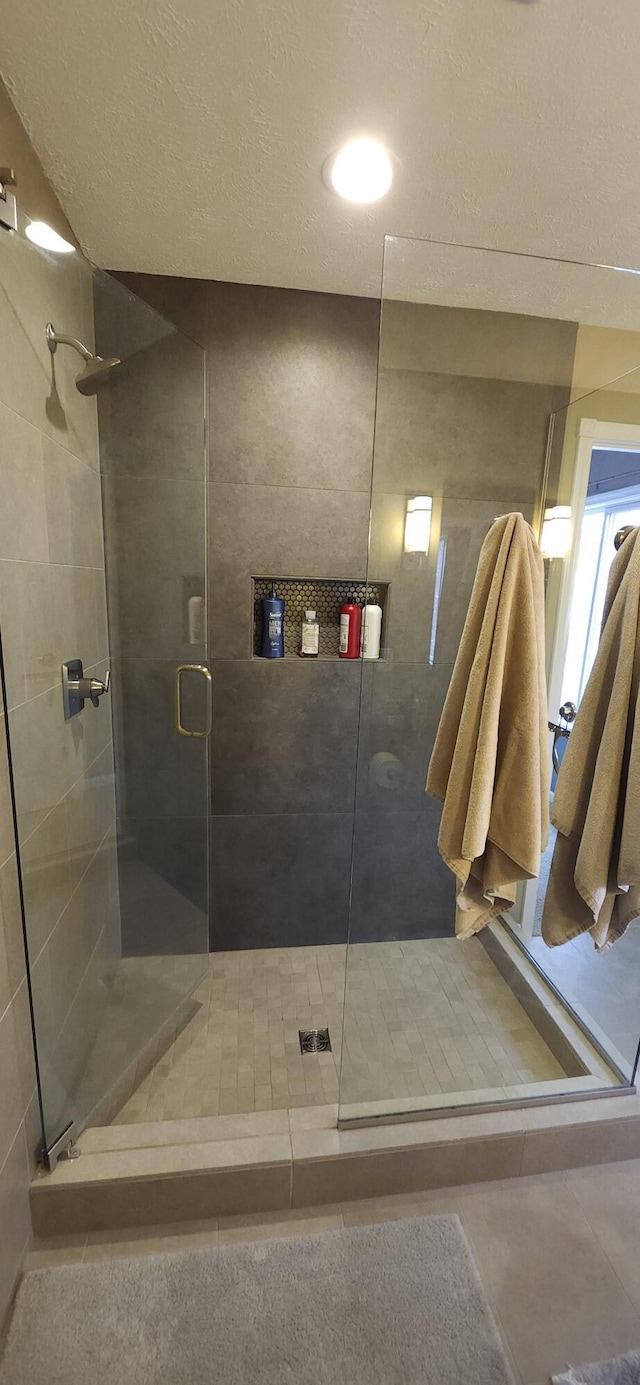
[25,221,75,254]
[326,138,393,203]
[404,495,432,554]
[540,505,571,559]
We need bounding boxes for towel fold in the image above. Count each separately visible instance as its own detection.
[427,512,549,938]
[542,526,640,951]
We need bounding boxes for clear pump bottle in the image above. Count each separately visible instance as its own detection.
[299,609,319,657]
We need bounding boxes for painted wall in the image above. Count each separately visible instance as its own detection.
[0,80,76,247]
[0,81,117,1325]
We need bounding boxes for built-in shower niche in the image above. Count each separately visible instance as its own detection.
[252,576,389,658]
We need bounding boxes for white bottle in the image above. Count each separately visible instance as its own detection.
[300,609,319,657]
[361,603,382,660]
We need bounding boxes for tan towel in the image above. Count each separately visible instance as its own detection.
[427,512,549,938]
[542,526,640,951]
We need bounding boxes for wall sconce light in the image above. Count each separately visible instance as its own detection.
[25,220,75,254]
[540,505,571,559]
[404,496,432,554]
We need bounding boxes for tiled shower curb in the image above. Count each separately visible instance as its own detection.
[30,1095,640,1237]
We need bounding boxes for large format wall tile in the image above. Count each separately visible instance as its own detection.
[210,659,361,816]
[19,801,72,963]
[92,275,209,968]
[0,562,27,711]
[368,493,535,664]
[2,559,102,707]
[102,475,206,661]
[208,482,370,659]
[0,853,25,1015]
[115,274,379,495]
[348,807,456,943]
[202,282,378,492]
[112,658,208,820]
[0,715,15,869]
[9,686,77,839]
[355,661,453,814]
[97,331,205,482]
[210,813,353,950]
[117,815,209,956]
[0,229,99,470]
[65,743,117,891]
[0,403,48,563]
[9,659,113,844]
[44,835,114,1041]
[373,368,565,501]
[378,301,578,384]
[42,437,103,568]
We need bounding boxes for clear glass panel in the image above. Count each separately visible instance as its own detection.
[508,371,640,1084]
[0,227,208,1159]
[340,235,640,1124]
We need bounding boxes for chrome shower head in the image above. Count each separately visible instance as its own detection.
[46,322,121,395]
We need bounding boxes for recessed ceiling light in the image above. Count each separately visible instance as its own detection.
[25,221,75,254]
[324,138,393,204]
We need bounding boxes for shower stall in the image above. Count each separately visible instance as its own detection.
[1,223,640,1170]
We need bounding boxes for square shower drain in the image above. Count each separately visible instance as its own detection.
[299,1028,332,1054]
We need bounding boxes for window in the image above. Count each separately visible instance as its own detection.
[561,485,640,706]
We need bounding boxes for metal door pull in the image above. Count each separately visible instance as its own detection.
[176,664,212,738]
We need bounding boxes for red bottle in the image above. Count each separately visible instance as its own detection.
[339,603,362,658]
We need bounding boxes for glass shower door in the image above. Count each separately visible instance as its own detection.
[0,233,209,1166]
[339,235,640,1126]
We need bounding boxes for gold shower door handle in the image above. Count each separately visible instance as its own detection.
[175,664,212,738]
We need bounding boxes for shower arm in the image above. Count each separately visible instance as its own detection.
[46,322,93,362]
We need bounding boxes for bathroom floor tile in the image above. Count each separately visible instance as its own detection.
[457,1174,640,1383]
[24,1234,87,1269]
[83,1218,219,1260]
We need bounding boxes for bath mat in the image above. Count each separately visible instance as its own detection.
[0,1214,514,1384]
[553,1349,640,1384]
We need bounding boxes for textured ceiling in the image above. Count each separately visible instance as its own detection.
[2,0,640,298]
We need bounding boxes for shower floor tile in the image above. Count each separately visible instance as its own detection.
[112,938,567,1125]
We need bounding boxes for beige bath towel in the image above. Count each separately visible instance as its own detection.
[542,526,640,951]
[427,512,548,938]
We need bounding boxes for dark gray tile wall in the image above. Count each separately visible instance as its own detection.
[208,482,371,660]
[352,304,578,940]
[210,661,362,816]
[348,807,456,943]
[202,284,377,947]
[210,813,353,951]
[119,278,378,952]
[94,278,209,959]
[119,276,578,952]
[117,817,208,957]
